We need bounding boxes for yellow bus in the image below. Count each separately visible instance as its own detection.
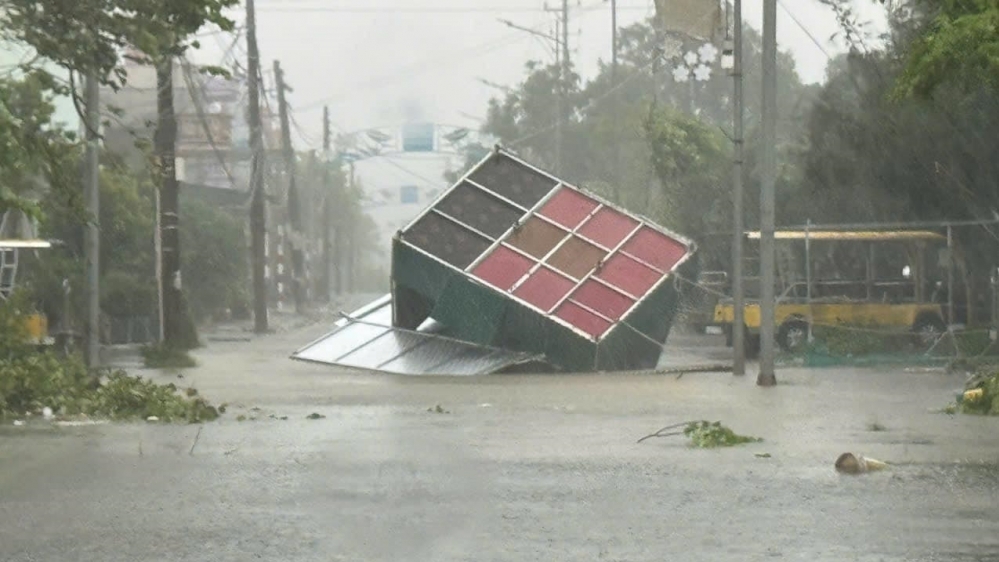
[713,229,949,354]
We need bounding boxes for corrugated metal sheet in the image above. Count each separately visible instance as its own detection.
[291,294,544,375]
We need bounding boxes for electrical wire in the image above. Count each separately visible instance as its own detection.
[180,56,238,188]
[777,0,999,220]
[253,4,649,14]
[378,155,447,188]
[294,0,614,112]
[508,53,660,148]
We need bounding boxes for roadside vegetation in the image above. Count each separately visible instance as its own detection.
[0,292,217,423]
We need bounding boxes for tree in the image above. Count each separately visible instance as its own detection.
[0,0,236,92]
[893,0,999,98]
[2,0,239,350]
[0,71,76,220]
[643,107,729,245]
[794,1,999,325]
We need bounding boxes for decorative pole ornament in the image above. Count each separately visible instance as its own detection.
[666,37,722,83]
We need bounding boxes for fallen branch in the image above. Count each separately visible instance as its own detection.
[638,420,762,448]
[189,426,203,456]
[637,421,696,443]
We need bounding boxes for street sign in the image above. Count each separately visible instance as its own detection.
[402,122,435,152]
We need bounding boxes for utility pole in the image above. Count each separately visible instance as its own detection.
[155,57,188,348]
[554,15,563,176]
[247,0,269,333]
[558,0,569,175]
[321,106,332,302]
[731,0,746,376]
[273,60,304,314]
[758,0,778,386]
[610,0,618,81]
[83,72,100,368]
[346,161,356,293]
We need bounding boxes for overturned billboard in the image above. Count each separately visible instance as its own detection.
[294,146,697,374]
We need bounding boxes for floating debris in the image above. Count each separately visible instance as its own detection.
[427,404,450,414]
[638,420,762,448]
[835,452,888,474]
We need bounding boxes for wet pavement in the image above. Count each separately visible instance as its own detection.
[3,312,999,561]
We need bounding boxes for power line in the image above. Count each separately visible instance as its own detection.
[508,53,659,148]
[294,0,615,112]
[295,30,543,111]
[777,0,997,216]
[180,57,237,188]
[379,155,448,188]
[254,4,649,14]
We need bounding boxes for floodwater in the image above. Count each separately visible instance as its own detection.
[3,320,999,561]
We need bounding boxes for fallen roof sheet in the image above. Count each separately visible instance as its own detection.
[291,294,545,375]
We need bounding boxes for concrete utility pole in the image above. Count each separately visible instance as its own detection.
[559,0,569,175]
[155,57,186,348]
[247,0,269,333]
[346,161,356,293]
[83,72,100,368]
[610,0,618,81]
[321,106,332,302]
[731,0,746,376]
[758,0,778,386]
[273,60,304,314]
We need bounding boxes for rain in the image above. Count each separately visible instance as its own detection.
[3,1,999,560]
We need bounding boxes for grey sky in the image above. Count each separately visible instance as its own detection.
[193,0,888,147]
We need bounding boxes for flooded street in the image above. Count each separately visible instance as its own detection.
[3,321,999,561]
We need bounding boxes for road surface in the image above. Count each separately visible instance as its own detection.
[2,315,999,561]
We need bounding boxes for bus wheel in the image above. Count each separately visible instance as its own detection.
[778,319,809,353]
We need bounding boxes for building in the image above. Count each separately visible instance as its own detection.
[100,53,282,191]
[101,53,297,308]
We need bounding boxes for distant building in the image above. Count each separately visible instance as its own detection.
[101,52,296,308]
[100,52,282,192]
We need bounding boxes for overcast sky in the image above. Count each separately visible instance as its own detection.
[189,0,889,192]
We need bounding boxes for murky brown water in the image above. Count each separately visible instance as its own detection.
[2,325,999,561]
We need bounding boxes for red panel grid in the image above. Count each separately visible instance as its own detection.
[578,207,638,249]
[471,245,535,291]
[512,267,576,312]
[554,301,613,339]
[538,187,599,229]
[569,279,635,322]
[622,226,689,273]
[595,253,663,297]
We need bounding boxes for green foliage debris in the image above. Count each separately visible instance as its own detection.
[956,371,999,416]
[0,354,218,423]
[683,421,763,448]
[0,300,217,423]
[638,420,762,448]
[141,344,198,369]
